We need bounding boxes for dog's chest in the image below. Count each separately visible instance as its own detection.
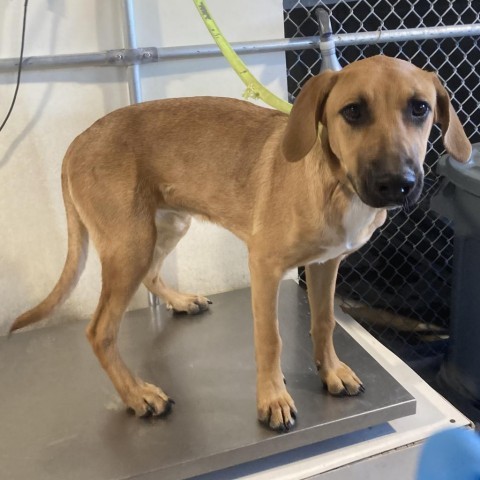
[309,196,381,265]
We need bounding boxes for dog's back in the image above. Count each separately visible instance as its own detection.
[65,97,289,236]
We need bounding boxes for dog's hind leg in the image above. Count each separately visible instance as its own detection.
[86,214,173,417]
[142,211,211,314]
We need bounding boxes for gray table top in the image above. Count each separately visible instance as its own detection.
[1,281,415,480]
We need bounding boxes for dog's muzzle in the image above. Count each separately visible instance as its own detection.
[360,167,424,208]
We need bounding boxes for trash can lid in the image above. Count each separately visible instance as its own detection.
[437,142,480,197]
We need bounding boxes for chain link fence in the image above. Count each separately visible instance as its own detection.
[283,0,480,364]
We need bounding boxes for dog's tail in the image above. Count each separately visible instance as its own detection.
[10,166,88,332]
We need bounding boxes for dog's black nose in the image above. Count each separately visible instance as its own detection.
[373,171,417,205]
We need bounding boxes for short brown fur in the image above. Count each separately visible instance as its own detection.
[11,56,471,431]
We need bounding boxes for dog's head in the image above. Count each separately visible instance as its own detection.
[282,55,471,209]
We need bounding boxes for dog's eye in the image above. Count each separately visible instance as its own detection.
[341,103,362,123]
[411,100,430,118]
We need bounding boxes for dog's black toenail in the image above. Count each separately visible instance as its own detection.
[160,400,173,417]
[207,300,213,304]
[359,384,366,393]
[142,400,156,417]
[276,423,287,433]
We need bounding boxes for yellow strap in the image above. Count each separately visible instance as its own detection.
[193,0,292,114]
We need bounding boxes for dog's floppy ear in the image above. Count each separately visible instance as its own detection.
[432,74,472,163]
[282,70,338,162]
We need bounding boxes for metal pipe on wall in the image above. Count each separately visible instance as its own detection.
[120,0,160,308]
[0,24,479,73]
[122,0,142,105]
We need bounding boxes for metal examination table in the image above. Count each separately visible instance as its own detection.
[0,281,469,479]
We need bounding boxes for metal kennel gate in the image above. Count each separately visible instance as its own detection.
[284,0,480,363]
[2,0,478,366]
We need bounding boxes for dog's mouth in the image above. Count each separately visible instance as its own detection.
[351,172,424,209]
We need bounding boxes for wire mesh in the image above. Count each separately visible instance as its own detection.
[283,0,480,362]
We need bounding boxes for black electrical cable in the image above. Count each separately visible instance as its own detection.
[0,0,29,133]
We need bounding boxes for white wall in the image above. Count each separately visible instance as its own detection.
[1,0,288,334]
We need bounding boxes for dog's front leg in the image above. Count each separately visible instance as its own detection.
[249,254,297,431]
[306,258,364,396]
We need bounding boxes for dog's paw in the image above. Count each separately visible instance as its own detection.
[318,361,364,396]
[125,381,175,417]
[166,294,212,315]
[257,382,297,432]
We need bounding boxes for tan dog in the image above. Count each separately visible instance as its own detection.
[11,55,471,431]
